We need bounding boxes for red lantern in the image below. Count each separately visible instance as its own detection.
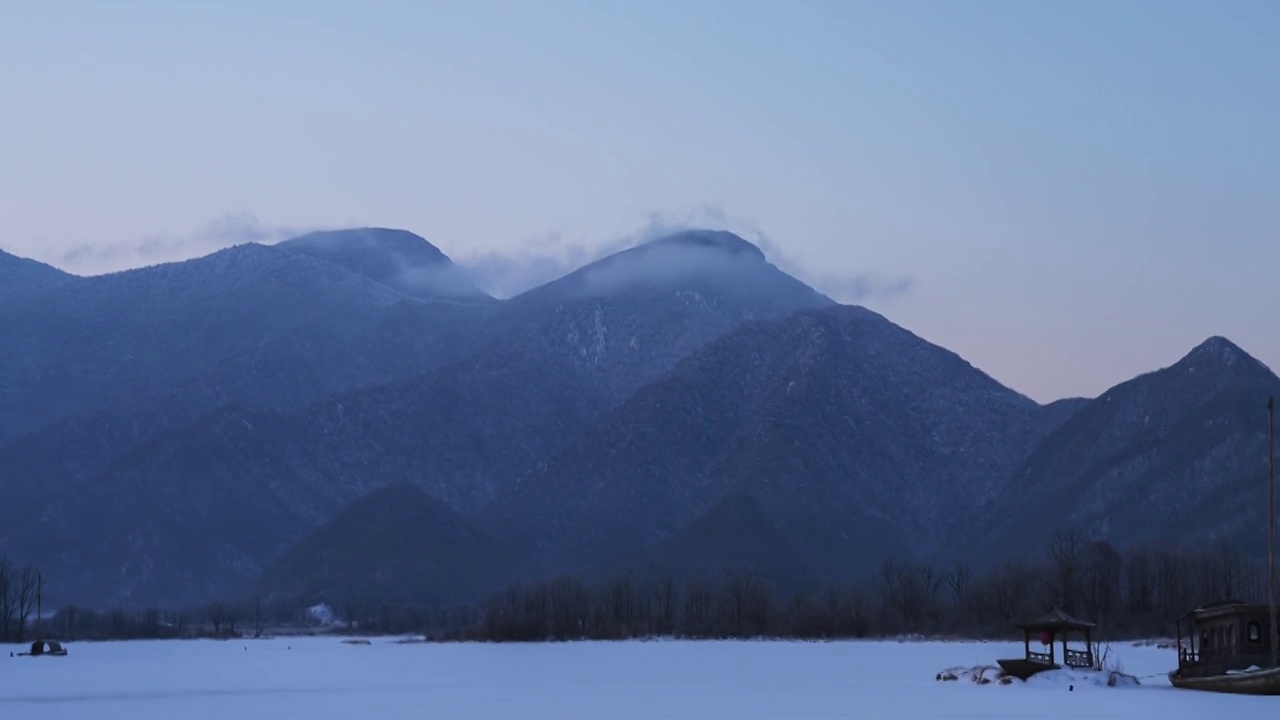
[1040,630,1052,646]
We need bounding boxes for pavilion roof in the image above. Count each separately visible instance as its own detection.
[1015,607,1097,632]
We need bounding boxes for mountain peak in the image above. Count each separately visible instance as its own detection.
[277,228,489,300]
[640,229,765,261]
[281,228,450,264]
[1174,335,1270,377]
[523,228,824,305]
[1187,335,1246,363]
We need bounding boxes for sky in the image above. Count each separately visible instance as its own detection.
[1,0,1276,402]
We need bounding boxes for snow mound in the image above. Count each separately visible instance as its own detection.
[936,665,1013,685]
[1026,667,1142,688]
[936,665,1141,688]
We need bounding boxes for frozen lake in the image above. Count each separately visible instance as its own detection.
[2,636,1274,718]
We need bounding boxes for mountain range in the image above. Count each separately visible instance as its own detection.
[1,227,1275,610]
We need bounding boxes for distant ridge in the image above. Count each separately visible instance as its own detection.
[975,334,1280,562]
[278,227,490,299]
[589,494,816,593]
[258,484,508,606]
[6,224,1277,613]
[5,228,835,608]
[0,249,75,290]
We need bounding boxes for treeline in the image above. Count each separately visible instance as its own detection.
[9,529,1270,643]
[436,529,1266,642]
[0,557,44,643]
[45,595,291,642]
[39,594,476,642]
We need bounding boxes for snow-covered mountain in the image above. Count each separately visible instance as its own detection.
[2,228,834,607]
[4,228,1274,612]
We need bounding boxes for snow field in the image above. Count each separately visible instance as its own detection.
[2,637,1274,719]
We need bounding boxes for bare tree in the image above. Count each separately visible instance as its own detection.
[107,607,129,638]
[140,608,161,638]
[846,586,872,637]
[209,601,230,637]
[875,559,943,633]
[482,583,524,639]
[547,576,591,640]
[55,605,80,641]
[1044,527,1088,613]
[946,560,973,628]
[681,582,717,637]
[376,601,392,635]
[0,559,13,642]
[1216,540,1243,600]
[1123,545,1153,618]
[597,577,641,639]
[15,565,38,643]
[947,561,972,609]
[521,583,551,639]
[873,557,902,627]
[985,559,1039,624]
[340,597,362,632]
[718,570,774,637]
[252,593,267,638]
[1081,540,1122,624]
[1153,548,1188,623]
[648,577,678,637]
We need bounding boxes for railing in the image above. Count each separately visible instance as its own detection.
[1028,651,1052,664]
[1064,649,1092,669]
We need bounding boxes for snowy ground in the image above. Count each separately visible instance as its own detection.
[1,636,1274,718]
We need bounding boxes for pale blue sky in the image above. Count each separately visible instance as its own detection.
[1,1,1276,401]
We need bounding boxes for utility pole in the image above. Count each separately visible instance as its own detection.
[36,572,42,639]
[1269,396,1277,668]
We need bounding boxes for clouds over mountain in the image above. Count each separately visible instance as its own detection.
[456,206,915,302]
[58,213,311,275]
[37,206,912,302]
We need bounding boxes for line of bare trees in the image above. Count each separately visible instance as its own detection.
[432,530,1264,642]
[46,594,283,641]
[0,556,43,643]
[16,528,1267,644]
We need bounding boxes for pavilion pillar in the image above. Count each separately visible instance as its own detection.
[1175,620,1182,668]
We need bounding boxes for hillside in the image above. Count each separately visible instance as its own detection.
[7,229,833,608]
[589,494,816,594]
[10,226,1274,613]
[478,303,1048,584]
[0,233,498,533]
[975,336,1280,562]
[257,484,507,606]
[0,240,486,446]
[277,227,489,299]
[0,249,75,292]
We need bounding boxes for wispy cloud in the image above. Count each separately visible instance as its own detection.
[457,204,915,304]
[454,232,615,299]
[59,213,312,275]
[649,205,916,305]
[55,208,914,305]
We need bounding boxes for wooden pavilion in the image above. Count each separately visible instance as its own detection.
[996,608,1097,680]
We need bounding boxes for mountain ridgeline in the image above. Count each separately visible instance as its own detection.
[0,227,1275,611]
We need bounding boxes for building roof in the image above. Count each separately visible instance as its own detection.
[1015,607,1097,632]
[1178,600,1273,623]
